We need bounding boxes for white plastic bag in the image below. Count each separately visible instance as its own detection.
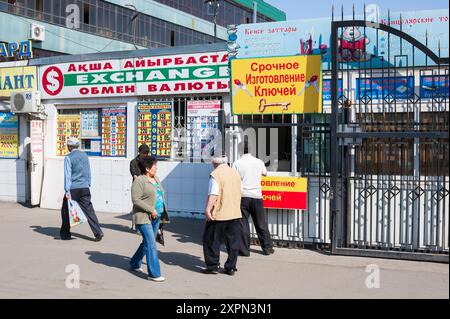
[68,199,88,227]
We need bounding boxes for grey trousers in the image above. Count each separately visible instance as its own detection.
[61,188,103,238]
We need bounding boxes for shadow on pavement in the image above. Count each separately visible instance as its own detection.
[18,202,36,209]
[30,225,94,241]
[163,219,230,255]
[249,245,330,257]
[85,251,147,279]
[86,250,205,275]
[164,218,204,246]
[99,223,137,235]
[249,247,266,255]
[113,213,133,222]
[159,251,205,273]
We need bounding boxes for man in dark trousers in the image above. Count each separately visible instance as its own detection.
[203,156,242,276]
[129,144,150,233]
[60,137,103,241]
[232,142,274,256]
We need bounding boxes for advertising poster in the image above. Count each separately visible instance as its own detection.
[39,52,229,99]
[80,110,99,138]
[0,113,19,158]
[322,79,343,101]
[228,9,449,70]
[420,75,449,98]
[101,108,126,157]
[56,114,80,156]
[0,66,37,97]
[231,55,323,115]
[261,176,308,210]
[187,100,220,159]
[356,76,414,100]
[137,102,172,159]
[30,120,43,154]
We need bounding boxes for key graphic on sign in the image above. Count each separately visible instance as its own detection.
[258,99,291,113]
[233,79,253,97]
[297,75,320,96]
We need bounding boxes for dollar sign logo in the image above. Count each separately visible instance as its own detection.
[43,66,63,96]
[47,70,59,93]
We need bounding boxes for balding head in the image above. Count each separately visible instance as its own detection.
[211,155,228,169]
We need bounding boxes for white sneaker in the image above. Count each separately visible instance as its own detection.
[149,276,165,282]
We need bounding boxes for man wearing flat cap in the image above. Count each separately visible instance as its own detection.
[202,155,242,276]
[60,137,104,241]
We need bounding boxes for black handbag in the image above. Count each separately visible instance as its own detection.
[156,224,165,245]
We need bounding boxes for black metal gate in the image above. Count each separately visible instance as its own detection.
[330,15,449,262]
[224,115,332,249]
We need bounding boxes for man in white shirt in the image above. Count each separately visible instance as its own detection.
[232,143,274,256]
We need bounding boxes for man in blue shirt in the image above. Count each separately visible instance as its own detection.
[60,137,103,241]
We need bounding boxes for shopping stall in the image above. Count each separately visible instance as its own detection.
[33,43,231,215]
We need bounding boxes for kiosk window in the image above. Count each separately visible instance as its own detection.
[238,114,292,172]
[140,96,222,162]
[57,107,126,157]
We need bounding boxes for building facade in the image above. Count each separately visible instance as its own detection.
[0,6,448,256]
[0,0,285,59]
[0,0,285,213]
[33,43,231,218]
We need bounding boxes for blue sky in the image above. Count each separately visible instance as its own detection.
[265,0,449,20]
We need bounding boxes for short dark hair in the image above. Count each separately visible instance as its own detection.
[243,137,250,154]
[138,144,150,153]
[138,156,157,174]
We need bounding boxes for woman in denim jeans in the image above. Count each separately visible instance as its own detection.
[130,156,170,282]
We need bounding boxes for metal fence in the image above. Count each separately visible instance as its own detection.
[224,114,333,249]
[330,15,449,262]
[225,11,449,263]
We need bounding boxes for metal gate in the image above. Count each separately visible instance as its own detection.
[330,15,449,262]
[224,115,332,249]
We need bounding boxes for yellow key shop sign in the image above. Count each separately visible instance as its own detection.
[0,66,37,97]
[231,55,322,115]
